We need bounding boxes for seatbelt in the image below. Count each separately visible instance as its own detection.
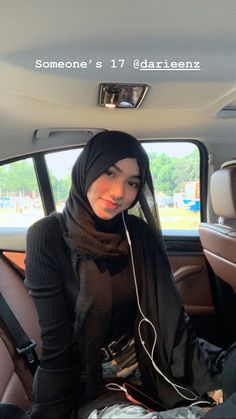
[0,292,39,375]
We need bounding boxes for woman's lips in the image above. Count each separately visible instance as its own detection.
[102,199,119,209]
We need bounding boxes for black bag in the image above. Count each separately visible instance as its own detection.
[0,403,31,419]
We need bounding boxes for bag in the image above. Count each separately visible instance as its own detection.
[0,403,31,419]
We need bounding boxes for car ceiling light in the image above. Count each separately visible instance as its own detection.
[99,83,149,109]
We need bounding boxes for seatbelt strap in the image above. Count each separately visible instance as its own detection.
[0,292,39,375]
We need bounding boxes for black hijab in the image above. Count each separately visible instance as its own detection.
[63,130,151,232]
[61,129,164,262]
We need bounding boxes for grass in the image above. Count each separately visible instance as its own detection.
[159,207,200,230]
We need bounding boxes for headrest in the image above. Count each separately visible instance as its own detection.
[221,159,236,169]
[211,161,236,218]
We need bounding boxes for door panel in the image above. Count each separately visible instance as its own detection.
[165,235,224,346]
[3,252,25,272]
[171,254,214,316]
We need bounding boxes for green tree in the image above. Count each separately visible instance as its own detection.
[174,150,199,192]
[147,149,199,196]
[49,169,72,202]
[0,160,38,195]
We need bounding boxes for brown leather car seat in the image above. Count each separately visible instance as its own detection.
[0,337,30,411]
[0,254,41,411]
[199,159,236,292]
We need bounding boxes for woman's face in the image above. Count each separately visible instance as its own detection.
[87,158,140,220]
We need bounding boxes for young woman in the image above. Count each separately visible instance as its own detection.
[25,131,223,419]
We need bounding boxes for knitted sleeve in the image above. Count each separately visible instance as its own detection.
[25,216,75,419]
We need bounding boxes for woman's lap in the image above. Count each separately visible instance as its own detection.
[83,343,236,419]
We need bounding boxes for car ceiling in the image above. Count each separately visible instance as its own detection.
[0,1,236,161]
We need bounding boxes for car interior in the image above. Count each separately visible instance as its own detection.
[1,0,236,415]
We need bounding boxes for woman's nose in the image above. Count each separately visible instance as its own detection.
[110,181,125,199]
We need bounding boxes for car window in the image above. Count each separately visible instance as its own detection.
[45,142,200,235]
[0,158,43,228]
[0,143,201,233]
[142,142,200,234]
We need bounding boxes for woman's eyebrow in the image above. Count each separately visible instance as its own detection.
[112,163,140,179]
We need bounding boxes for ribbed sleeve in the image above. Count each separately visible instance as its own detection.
[25,216,75,418]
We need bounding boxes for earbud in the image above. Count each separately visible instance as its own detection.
[125,226,132,246]
[122,212,131,246]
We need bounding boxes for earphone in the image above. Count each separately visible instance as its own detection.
[121,212,205,404]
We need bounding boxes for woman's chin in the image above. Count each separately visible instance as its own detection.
[94,208,122,220]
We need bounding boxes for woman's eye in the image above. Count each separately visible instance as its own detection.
[129,181,140,189]
[105,169,114,177]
